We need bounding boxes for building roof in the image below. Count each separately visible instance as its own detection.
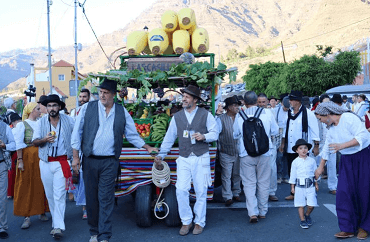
[52,85,68,98]
[53,60,74,67]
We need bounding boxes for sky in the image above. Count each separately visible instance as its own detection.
[0,0,157,53]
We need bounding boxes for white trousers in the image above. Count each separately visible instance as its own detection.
[219,152,241,201]
[269,148,277,196]
[39,160,66,230]
[240,155,271,217]
[176,155,211,228]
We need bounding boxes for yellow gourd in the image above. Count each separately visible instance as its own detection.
[178,8,196,30]
[161,10,178,32]
[192,28,209,53]
[126,31,148,56]
[148,28,169,55]
[173,30,190,54]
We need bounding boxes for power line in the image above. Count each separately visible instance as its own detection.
[60,0,74,7]
[79,3,115,69]
[285,16,370,47]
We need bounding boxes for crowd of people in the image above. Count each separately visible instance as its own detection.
[0,82,369,241]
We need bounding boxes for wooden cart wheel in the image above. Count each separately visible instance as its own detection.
[135,185,153,227]
[163,184,181,227]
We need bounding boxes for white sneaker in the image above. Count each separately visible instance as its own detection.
[50,228,56,235]
[89,235,98,242]
[53,228,63,239]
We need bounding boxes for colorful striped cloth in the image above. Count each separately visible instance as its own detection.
[115,147,217,200]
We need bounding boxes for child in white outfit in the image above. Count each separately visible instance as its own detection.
[289,139,319,229]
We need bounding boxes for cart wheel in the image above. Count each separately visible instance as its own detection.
[164,185,181,227]
[135,185,152,227]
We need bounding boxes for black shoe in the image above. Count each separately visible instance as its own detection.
[0,231,9,239]
[269,195,279,201]
[225,199,234,207]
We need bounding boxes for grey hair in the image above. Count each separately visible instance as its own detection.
[244,91,258,105]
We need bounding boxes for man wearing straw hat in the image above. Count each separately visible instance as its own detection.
[71,78,157,242]
[154,85,218,236]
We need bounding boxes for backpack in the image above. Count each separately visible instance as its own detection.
[239,107,269,157]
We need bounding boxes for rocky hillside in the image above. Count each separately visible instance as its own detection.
[1,0,370,90]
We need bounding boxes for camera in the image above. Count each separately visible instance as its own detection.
[24,85,36,100]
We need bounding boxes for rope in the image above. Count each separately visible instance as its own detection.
[152,161,171,219]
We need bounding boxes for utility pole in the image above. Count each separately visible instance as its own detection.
[281,41,286,63]
[74,0,79,108]
[47,0,53,94]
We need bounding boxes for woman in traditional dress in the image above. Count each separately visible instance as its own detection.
[314,101,370,240]
[13,102,49,229]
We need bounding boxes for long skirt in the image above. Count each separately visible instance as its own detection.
[13,146,49,217]
[7,152,17,197]
[336,146,370,233]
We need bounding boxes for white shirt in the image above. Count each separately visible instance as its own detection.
[356,101,367,117]
[275,106,288,129]
[32,115,75,157]
[283,107,320,154]
[1,124,16,152]
[12,119,38,150]
[289,156,317,184]
[320,113,370,160]
[71,101,145,156]
[233,106,279,157]
[158,107,219,160]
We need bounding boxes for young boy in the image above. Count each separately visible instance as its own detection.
[289,139,319,229]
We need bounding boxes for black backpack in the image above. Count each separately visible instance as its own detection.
[239,107,269,157]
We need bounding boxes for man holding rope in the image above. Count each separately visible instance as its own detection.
[154,85,218,236]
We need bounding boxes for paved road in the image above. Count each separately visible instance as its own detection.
[5,179,350,242]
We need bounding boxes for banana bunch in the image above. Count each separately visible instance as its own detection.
[151,113,170,142]
[140,108,149,119]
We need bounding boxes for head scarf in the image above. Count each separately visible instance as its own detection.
[22,102,38,121]
[314,101,363,123]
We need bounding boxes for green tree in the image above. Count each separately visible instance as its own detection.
[242,51,361,97]
[242,61,287,95]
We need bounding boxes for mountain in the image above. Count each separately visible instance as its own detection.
[1,0,370,91]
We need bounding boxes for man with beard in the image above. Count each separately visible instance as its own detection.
[154,85,218,236]
[70,89,90,118]
[32,94,75,239]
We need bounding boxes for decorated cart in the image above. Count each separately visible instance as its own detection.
[79,7,237,228]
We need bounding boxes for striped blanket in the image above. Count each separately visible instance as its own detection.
[115,147,217,200]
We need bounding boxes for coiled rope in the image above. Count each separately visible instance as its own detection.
[152,161,171,219]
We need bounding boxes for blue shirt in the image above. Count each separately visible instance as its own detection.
[71,101,145,156]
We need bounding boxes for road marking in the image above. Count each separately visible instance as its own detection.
[324,204,337,216]
[207,202,296,209]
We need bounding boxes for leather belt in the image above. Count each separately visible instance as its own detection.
[295,178,314,188]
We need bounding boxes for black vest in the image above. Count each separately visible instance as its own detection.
[174,108,209,158]
[81,101,126,159]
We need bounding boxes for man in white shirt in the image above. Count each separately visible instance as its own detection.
[70,89,90,118]
[257,93,279,201]
[154,85,218,236]
[351,94,359,112]
[234,91,279,222]
[279,90,320,200]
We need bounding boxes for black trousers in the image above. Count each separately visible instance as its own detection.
[83,155,119,241]
[286,152,299,177]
